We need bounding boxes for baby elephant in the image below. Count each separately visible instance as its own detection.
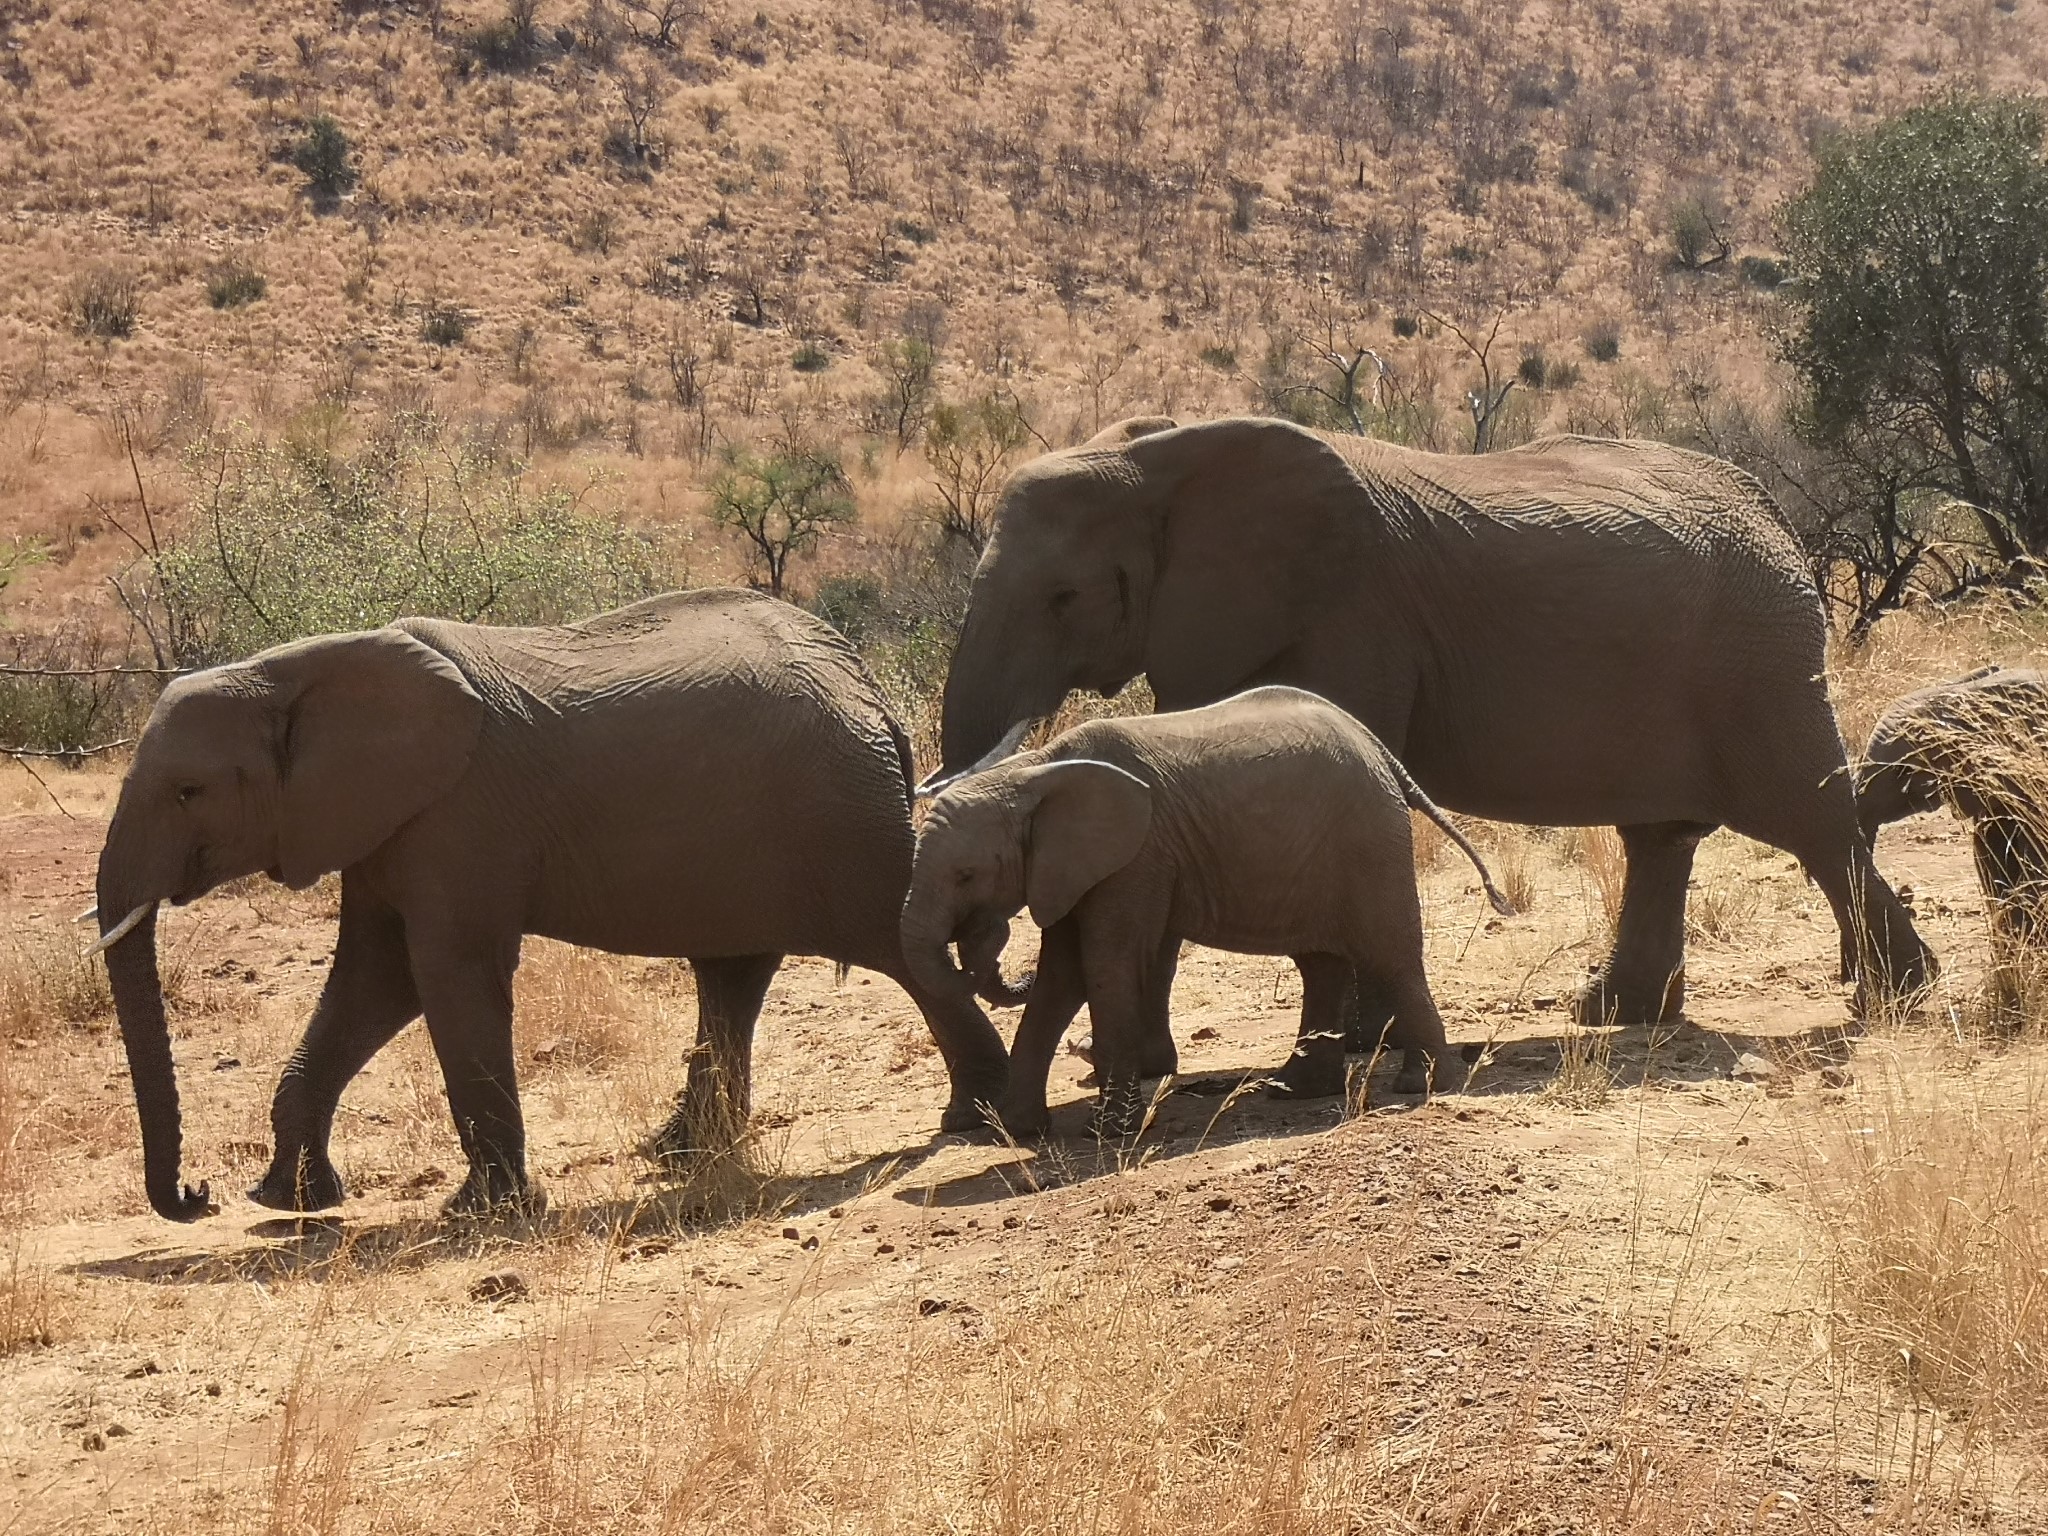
[1857,666,2048,940]
[902,686,1510,1135]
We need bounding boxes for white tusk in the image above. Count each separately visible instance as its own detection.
[75,905,99,924]
[87,902,155,956]
[916,719,1037,800]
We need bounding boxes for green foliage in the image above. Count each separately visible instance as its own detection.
[920,391,1035,551]
[67,266,137,339]
[205,261,267,309]
[809,572,888,644]
[1778,92,2048,560]
[791,340,831,373]
[1198,344,1237,370]
[703,446,857,600]
[1668,195,1729,269]
[135,430,675,668]
[0,538,45,594]
[1738,254,1787,289]
[292,115,358,198]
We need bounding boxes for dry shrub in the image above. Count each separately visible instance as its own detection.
[0,1239,58,1357]
[514,938,657,1071]
[1469,820,1538,915]
[0,928,112,1039]
[1812,1047,2048,1428]
[1684,868,1761,946]
[1541,1018,1615,1108]
[1409,807,1448,872]
[1563,824,1627,942]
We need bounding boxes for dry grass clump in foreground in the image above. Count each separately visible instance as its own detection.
[1810,1035,2048,1433]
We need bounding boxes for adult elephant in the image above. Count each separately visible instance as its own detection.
[928,415,1931,1026]
[93,589,1007,1222]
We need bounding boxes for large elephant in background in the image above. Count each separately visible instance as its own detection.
[929,415,1932,1026]
[1856,666,2048,940]
[93,589,1007,1222]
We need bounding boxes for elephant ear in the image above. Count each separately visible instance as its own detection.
[1017,759,1154,929]
[1081,416,1179,449]
[260,629,486,888]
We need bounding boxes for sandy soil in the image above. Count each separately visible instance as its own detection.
[0,777,2036,1530]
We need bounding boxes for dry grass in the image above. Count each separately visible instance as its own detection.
[1563,824,1628,943]
[1810,1044,2048,1431]
[0,928,112,1040]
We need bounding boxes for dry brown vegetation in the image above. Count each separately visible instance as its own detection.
[9,0,2048,1529]
[0,608,2037,1530]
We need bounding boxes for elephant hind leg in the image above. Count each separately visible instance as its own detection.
[1577,821,1716,1028]
[1269,953,1351,1100]
[255,879,421,1212]
[655,953,783,1161]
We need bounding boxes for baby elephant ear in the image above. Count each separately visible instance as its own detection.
[1016,759,1154,929]
[259,629,486,888]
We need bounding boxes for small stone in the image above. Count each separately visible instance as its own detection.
[1732,1052,1776,1082]
[1212,1255,1243,1272]
[1002,1214,1021,1230]
[876,1242,895,1255]
[103,1424,129,1439]
[204,1383,222,1398]
[82,1432,105,1452]
[800,1235,819,1251]
[530,1039,566,1065]
[468,1270,529,1304]
[781,1226,801,1241]
[1190,1026,1220,1042]
[1206,1194,1235,1212]
[212,1056,241,1072]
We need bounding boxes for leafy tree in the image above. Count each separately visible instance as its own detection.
[704,447,857,599]
[921,391,1037,551]
[1778,94,2048,570]
[292,115,358,199]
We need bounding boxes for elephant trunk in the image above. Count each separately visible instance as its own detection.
[935,600,1062,782]
[99,891,214,1222]
[902,885,976,1005]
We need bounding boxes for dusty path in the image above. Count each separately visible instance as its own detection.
[0,794,2036,1530]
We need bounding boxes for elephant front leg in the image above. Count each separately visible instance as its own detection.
[413,935,536,1217]
[1081,922,1170,1140]
[1269,954,1350,1100]
[653,953,781,1161]
[993,921,1086,1138]
[1577,822,1714,1027]
[254,880,421,1212]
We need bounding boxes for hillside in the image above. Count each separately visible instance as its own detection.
[4,0,2048,628]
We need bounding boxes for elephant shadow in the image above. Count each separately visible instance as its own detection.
[61,1139,963,1288]
[890,1015,1856,1210]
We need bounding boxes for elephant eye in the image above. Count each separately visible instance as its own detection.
[177,785,202,805]
[954,867,975,886]
[1049,587,1079,612]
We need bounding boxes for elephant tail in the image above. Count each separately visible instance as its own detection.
[1394,764,1517,917]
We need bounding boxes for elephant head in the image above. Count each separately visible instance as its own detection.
[901,758,1153,1004]
[931,417,1364,784]
[1852,740,1947,849]
[96,628,483,1220]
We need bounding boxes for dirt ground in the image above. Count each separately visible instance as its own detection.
[0,755,2042,1531]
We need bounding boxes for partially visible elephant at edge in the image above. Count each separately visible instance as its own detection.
[93,589,1008,1222]
[928,415,1933,1027]
[1856,666,2048,941]
[903,687,1512,1135]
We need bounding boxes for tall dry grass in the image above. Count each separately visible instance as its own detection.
[1810,1046,2048,1431]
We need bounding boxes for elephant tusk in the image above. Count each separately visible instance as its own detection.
[75,905,99,924]
[919,719,1038,799]
[88,901,156,956]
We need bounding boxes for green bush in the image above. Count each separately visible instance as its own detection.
[206,261,267,309]
[139,431,676,668]
[791,339,831,373]
[292,115,358,198]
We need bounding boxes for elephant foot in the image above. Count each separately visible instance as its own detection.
[443,1165,546,1221]
[1072,1032,1176,1087]
[1266,1044,1344,1101]
[1393,1050,1466,1097]
[986,1093,1051,1141]
[249,1150,345,1213]
[649,1100,746,1166]
[939,1079,1008,1136]
[1575,964,1685,1028]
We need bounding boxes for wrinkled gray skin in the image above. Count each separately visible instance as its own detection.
[95,590,1007,1222]
[903,687,1510,1136]
[1856,666,2048,942]
[931,415,1933,1029]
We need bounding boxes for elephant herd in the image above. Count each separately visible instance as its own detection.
[86,416,2046,1223]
